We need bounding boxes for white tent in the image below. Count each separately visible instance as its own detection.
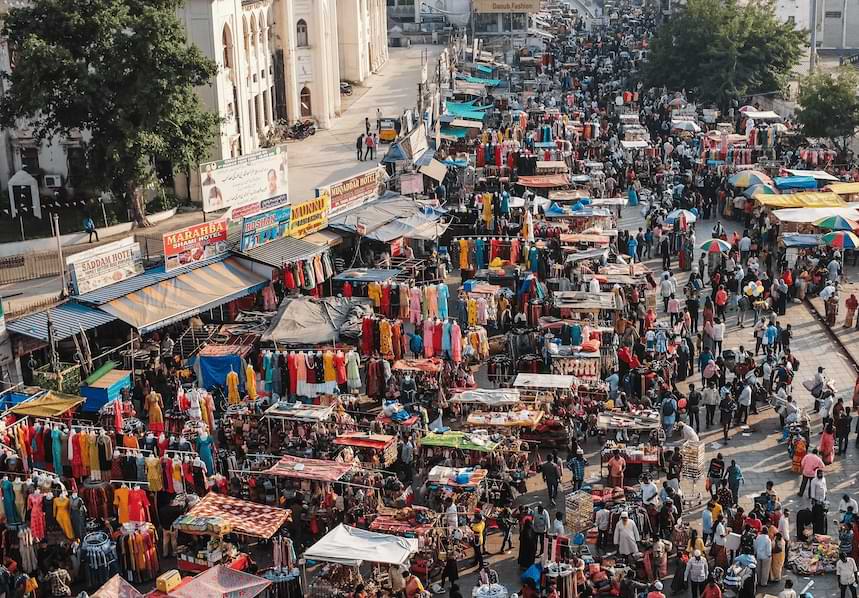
[304,524,419,566]
[772,206,859,223]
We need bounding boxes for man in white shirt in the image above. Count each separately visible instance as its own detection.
[676,421,700,442]
[684,550,709,598]
[595,507,611,549]
[445,499,459,532]
[739,234,752,264]
[840,495,859,519]
[754,530,773,586]
[835,553,858,595]
[738,383,753,425]
[641,476,660,507]
[778,508,791,543]
[810,470,828,504]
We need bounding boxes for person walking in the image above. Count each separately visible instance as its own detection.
[837,408,852,455]
[533,504,550,556]
[798,449,824,498]
[835,552,859,598]
[364,133,376,161]
[685,550,709,598]
[83,215,99,242]
[726,460,744,506]
[687,384,702,432]
[754,530,772,586]
[364,116,371,135]
[356,134,364,160]
[542,455,561,505]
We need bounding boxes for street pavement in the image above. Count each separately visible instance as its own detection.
[451,202,852,598]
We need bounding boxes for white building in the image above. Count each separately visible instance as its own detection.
[0,0,389,198]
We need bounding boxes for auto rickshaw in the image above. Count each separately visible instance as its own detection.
[378,118,398,143]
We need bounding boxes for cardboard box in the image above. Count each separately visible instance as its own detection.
[157,570,182,593]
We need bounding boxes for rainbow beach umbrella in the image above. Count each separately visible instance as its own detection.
[822,230,859,249]
[743,183,777,198]
[728,170,774,189]
[814,215,859,231]
[699,238,732,254]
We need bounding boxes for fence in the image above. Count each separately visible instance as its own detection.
[0,253,62,285]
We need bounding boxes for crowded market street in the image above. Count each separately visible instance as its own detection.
[4,0,859,598]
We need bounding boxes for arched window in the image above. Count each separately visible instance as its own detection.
[296,19,309,47]
[300,86,312,117]
[250,14,258,49]
[222,24,233,68]
[242,16,250,59]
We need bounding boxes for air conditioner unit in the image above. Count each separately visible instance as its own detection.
[43,174,62,188]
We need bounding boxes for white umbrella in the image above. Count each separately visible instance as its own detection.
[672,121,701,133]
[666,209,697,224]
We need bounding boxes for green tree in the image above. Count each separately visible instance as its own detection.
[796,68,859,160]
[0,0,220,226]
[643,0,805,112]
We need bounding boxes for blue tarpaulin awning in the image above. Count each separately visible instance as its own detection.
[440,127,468,139]
[381,142,409,164]
[476,64,494,74]
[460,75,501,86]
[6,302,115,342]
[781,233,822,247]
[774,176,817,190]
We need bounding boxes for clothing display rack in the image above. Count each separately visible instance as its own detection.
[116,522,158,583]
[81,530,118,589]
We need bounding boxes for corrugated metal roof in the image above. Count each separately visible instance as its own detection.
[237,236,325,268]
[6,302,116,342]
[75,255,226,306]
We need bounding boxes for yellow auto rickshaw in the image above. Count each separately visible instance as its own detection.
[378,118,398,142]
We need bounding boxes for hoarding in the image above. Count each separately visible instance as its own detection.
[240,206,292,251]
[319,167,385,217]
[162,220,229,271]
[199,145,288,214]
[474,0,540,12]
[289,194,330,239]
[66,237,144,295]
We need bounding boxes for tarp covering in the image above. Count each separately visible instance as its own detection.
[786,169,840,182]
[304,524,419,566]
[513,373,577,389]
[516,174,571,188]
[450,388,522,406]
[459,75,501,86]
[781,233,822,247]
[419,431,499,452]
[265,455,354,482]
[186,493,290,539]
[10,391,84,417]
[261,296,372,344]
[440,127,468,139]
[743,110,782,120]
[381,142,409,164]
[774,176,817,190]
[328,194,444,238]
[264,401,334,421]
[172,566,271,598]
[91,575,144,598]
[826,182,859,195]
[99,257,268,333]
[772,206,859,223]
[756,192,845,209]
[420,159,448,182]
[334,432,396,450]
[369,213,448,242]
[333,268,402,283]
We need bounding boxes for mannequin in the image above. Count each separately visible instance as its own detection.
[196,432,214,475]
[400,374,417,405]
[2,476,18,523]
[70,490,87,539]
[54,491,74,540]
[27,489,45,541]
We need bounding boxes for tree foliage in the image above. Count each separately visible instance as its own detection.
[0,0,220,225]
[795,68,859,159]
[643,0,805,111]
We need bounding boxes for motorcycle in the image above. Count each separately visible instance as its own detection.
[286,120,316,140]
[340,81,353,96]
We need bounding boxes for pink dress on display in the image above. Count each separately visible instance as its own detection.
[28,492,45,541]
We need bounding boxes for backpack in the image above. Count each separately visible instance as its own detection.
[662,399,676,417]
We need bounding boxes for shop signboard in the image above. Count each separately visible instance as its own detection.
[199,145,288,214]
[162,220,228,271]
[289,194,330,239]
[473,0,540,13]
[66,237,144,295]
[240,205,292,251]
[401,124,428,161]
[319,167,385,217]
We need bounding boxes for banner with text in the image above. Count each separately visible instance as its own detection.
[289,194,330,239]
[241,205,292,251]
[67,237,144,295]
[163,220,229,271]
[474,0,540,12]
[199,145,288,214]
[319,167,385,217]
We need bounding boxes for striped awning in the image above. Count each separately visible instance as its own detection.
[99,257,268,333]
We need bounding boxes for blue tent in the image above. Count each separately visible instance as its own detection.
[381,142,408,164]
[774,176,817,190]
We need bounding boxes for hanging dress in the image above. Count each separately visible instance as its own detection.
[27,492,45,541]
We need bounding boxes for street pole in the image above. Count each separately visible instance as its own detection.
[52,213,67,297]
[809,0,818,71]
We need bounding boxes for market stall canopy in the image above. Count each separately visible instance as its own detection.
[450,388,522,407]
[370,212,450,242]
[552,290,622,311]
[91,574,144,598]
[513,373,577,389]
[774,176,817,191]
[333,432,396,451]
[171,566,271,598]
[261,296,372,344]
[420,159,448,182]
[97,257,268,334]
[186,493,290,539]
[427,465,488,488]
[785,169,840,182]
[328,193,445,241]
[742,110,782,121]
[333,268,402,283]
[265,454,355,482]
[757,192,845,209]
[825,182,859,195]
[304,524,418,567]
[263,401,335,422]
[781,233,822,247]
[419,431,499,452]
[238,236,326,269]
[381,142,409,164]
[10,391,84,417]
[516,174,571,188]
[6,301,115,342]
[620,140,649,149]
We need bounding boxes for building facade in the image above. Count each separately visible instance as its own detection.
[0,0,389,198]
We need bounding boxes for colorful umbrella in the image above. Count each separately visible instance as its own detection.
[814,215,859,231]
[728,170,774,188]
[742,183,777,198]
[738,105,756,113]
[822,230,859,249]
[699,238,732,254]
[666,209,697,224]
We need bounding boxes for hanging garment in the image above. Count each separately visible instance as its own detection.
[27,492,45,541]
[437,284,449,319]
[54,495,74,540]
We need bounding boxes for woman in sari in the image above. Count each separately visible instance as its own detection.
[770,532,786,581]
[819,422,836,465]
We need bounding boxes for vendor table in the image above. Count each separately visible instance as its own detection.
[599,443,661,479]
[596,410,661,431]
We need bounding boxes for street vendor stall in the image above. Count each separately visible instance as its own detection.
[424,464,488,515]
[333,432,398,468]
[168,566,272,598]
[464,408,545,432]
[600,439,661,480]
[262,401,355,445]
[596,409,662,433]
[303,524,419,598]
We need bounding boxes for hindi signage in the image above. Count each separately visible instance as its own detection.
[66,237,144,295]
[163,220,229,271]
[240,206,292,251]
[199,145,288,214]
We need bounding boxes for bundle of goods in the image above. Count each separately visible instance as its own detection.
[173,515,233,536]
[787,535,840,576]
[552,357,600,378]
[591,487,628,507]
[680,441,706,479]
[565,490,594,534]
